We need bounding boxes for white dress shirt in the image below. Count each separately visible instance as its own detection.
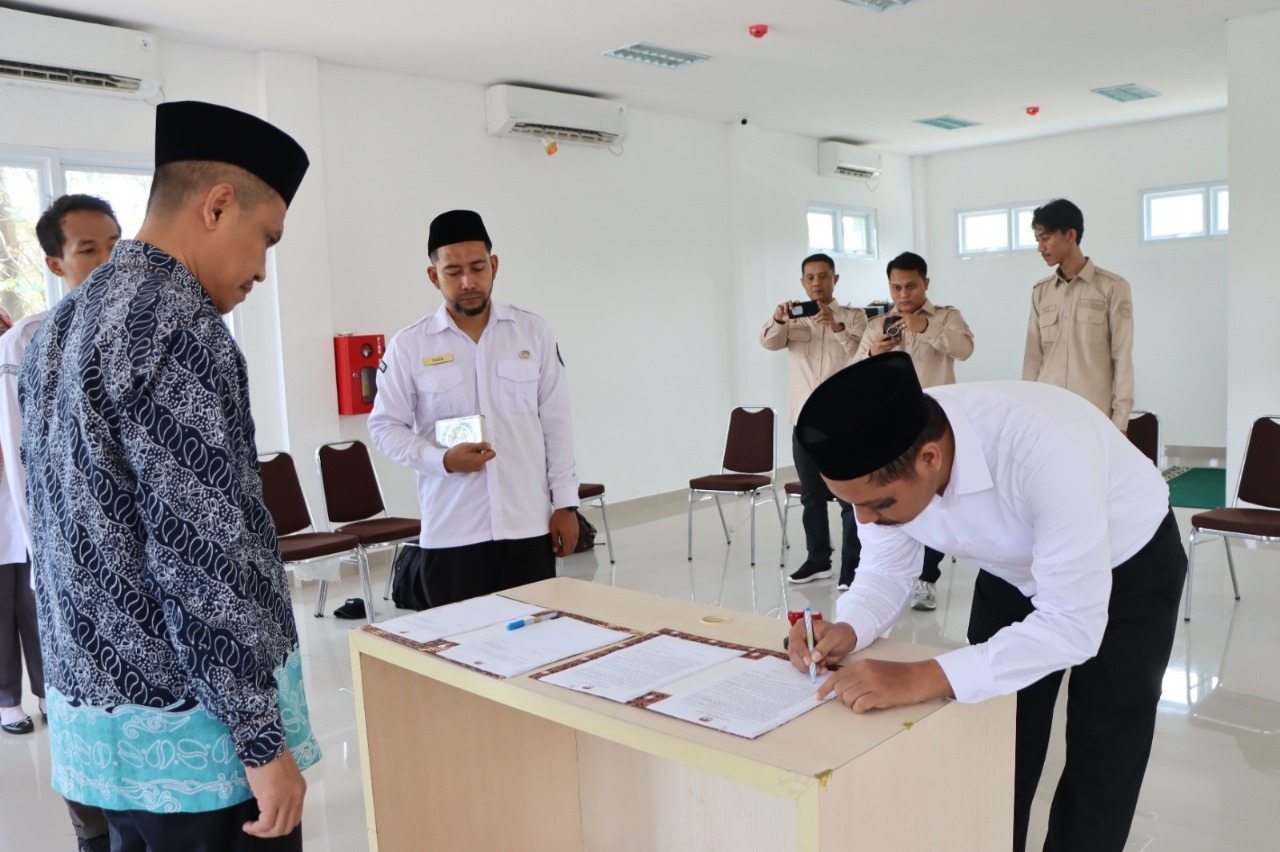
[0,311,45,565]
[368,301,578,549]
[834,380,1169,704]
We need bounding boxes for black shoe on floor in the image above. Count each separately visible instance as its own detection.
[334,597,367,619]
[837,567,856,591]
[787,562,833,584]
[1,716,33,735]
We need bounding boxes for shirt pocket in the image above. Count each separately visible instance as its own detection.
[1075,297,1108,340]
[496,358,540,413]
[1037,304,1060,344]
[787,327,812,344]
[414,364,468,420]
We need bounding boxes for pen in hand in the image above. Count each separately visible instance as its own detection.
[507,612,562,631]
[804,607,816,685]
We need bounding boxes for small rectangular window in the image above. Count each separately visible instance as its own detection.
[807,204,877,258]
[959,209,1010,254]
[1142,182,1227,241]
[0,162,51,321]
[1211,186,1229,235]
[1013,206,1038,251]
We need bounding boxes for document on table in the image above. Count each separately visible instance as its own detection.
[647,655,836,739]
[373,595,542,645]
[539,634,747,702]
[436,617,633,678]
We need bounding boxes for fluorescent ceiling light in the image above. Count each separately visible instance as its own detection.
[839,0,917,11]
[914,115,981,131]
[1092,84,1161,103]
[604,43,710,69]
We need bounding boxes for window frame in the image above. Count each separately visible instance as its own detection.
[957,202,1045,257]
[806,202,878,259]
[1141,181,1229,242]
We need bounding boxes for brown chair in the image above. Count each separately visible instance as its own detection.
[578,483,615,564]
[1184,416,1280,621]
[258,451,363,620]
[1127,410,1159,466]
[687,406,783,566]
[315,441,421,622]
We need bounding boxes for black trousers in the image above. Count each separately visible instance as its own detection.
[920,546,944,584]
[792,429,860,573]
[967,509,1186,852]
[103,799,300,852]
[420,534,557,608]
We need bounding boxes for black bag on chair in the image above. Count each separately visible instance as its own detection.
[391,544,430,611]
[574,511,597,554]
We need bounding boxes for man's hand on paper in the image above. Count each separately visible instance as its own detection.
[787,619,856,673]
[816,658,954,713]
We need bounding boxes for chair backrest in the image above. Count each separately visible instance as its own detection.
[258,452,314,537]
[722,407,775,476]
[1236,416,1280,509]
[316,440,387,524]
[1127,410,1159,466]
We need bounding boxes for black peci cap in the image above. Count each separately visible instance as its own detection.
[428,210,491,256]
[155,101,309,206]
[796,352,930,480]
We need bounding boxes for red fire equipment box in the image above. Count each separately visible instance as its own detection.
[334,333,384,415]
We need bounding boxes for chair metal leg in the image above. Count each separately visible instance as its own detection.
[1223,537,1241,600]
[749,490,758,566]
[713,495,730,544]
[383,543,401,601]
[358,549,376,624]
[597,498,616,564]
[780,498,791,567]
[1184,530,1199,621]
[687,490,695,561]
[315,579,329,618]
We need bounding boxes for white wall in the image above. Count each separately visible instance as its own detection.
[922,112,1229,449]
[1226,11,1280,481]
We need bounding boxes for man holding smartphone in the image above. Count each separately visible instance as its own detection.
[854,251,974,610]
[761,253,867,587]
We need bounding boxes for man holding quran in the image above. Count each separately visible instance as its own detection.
[785,352,1186,852]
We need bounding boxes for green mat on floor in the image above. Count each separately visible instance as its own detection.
[1162,466,1227,510]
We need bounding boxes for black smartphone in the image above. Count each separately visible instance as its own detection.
[884,315,903,339]
[789,300,820,318]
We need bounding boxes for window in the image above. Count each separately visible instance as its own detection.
[807,204,877,258]
[1142,183,1228,241]
[0,146,151,320]
[957,203,1044,256]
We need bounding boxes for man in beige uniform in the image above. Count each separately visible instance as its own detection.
[1022,198,1134,432]
[855,251,973,610]
[761,252,867,587]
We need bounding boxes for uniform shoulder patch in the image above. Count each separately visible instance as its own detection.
[1118,300,1133,319]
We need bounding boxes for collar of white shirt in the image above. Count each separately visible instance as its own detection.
[424,300,516,335]
[933,392,995,506]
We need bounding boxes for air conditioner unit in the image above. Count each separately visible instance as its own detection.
[817,141,882,181]
[0,8,161,100]
[485,85,626,148]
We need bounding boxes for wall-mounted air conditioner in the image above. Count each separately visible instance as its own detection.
[0,8,161,100]
[817,141,882,181]
[485,85,627,147]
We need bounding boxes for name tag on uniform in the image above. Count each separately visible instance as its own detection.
[423,354,455,367]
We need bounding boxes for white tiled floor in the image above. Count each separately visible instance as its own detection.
[3,501,1279,850]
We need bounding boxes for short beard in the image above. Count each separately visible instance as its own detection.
[453,294,489,317]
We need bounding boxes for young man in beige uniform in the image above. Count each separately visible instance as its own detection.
[854,251,973,610]
[761,253,867,587]
[1022,198,1135,432]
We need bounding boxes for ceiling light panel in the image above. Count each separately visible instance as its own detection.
[914,115,981,131]
[1091,84,1161,103]
[603,43,710,70]
[839,0,917,11]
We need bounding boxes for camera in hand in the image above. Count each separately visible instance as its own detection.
[884,316,904,339]
[789,300,820,318]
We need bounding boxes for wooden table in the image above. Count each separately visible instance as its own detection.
[350,577,1013,851]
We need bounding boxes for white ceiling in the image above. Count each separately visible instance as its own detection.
[13,0,1280,155]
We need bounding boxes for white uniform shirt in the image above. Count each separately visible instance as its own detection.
[834,380,1169,704]
[368,301,578,549]
[0,311,45,565]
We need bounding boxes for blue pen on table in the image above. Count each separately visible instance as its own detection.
[506,612,562,631]
[804,606,816,685]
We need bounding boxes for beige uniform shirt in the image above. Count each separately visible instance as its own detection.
[1021,260,1134,430]
[760,304,867,424]
[852,299,974,389]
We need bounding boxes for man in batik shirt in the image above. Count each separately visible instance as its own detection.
[21,101,319,851]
